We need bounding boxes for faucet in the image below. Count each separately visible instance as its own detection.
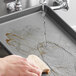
[6,0,22,12]
[40,0,69,10]
[6,0,69,13]
[51,0,69,10]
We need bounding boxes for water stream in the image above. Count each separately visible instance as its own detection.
[41,0,47,47]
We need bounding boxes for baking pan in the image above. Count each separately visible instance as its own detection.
[0,5,76,76]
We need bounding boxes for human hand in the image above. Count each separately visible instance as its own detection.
[0,55,42,76]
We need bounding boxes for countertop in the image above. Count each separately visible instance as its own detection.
[55,0,76,31]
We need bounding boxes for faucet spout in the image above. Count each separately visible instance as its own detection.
[51,0,69,10]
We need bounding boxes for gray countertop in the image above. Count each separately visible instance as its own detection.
[55,0,76,31]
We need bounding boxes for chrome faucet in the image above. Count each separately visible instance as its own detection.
[51,0,69,10]
[6,0,69,13]
[6,0,22,12]
[40,0,69,10]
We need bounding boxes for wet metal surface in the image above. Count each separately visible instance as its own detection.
[0,2,76,75]
[0,10,76,75]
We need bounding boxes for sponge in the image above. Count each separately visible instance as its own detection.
[27,55,50,74]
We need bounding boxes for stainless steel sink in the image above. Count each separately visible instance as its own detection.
[0,0,69,57]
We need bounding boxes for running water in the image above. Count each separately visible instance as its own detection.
[41,0,47,47]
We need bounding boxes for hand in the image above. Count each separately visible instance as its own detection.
[0,55,42,76]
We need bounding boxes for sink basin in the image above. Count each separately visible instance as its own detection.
[0,5,76,76]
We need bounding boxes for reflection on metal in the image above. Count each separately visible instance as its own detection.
[6,0,22,13]
[51,0,69,10]
[15,0,22,11]
[5,0,69,13]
